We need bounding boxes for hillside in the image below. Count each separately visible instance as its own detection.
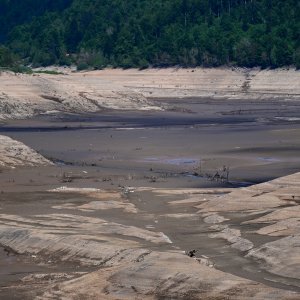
[0,0,299,68]
[0,67,299,121]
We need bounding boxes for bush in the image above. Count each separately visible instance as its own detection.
[77,62,89,71]
[294,48,300,70]
[34,70,64,75]
[0,46,16,67]
[10,65,33,74]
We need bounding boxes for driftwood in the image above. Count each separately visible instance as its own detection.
[186,249,197,258]
[194,164,230,183]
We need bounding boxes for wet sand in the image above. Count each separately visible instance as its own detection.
[1,97,300,190]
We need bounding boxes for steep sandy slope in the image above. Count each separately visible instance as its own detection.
[85,67,300,100]
[0,70,161,120]
[0,67,299,120]
[86,68,300,99]
[0,135,52,168]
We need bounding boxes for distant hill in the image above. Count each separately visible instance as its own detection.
[0,0,299,68]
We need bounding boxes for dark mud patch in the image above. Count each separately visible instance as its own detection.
[0,246,53,287]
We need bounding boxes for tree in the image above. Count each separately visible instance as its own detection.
[0,45,15,67]
[0,0,298,68]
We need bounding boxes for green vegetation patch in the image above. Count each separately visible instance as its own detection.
[0,0,299,69]
[34,70,64,75]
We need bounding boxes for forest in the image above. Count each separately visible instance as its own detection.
[0,0,299,69]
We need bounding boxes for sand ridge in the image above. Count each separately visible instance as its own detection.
[1,179,300,299]
[0,135,52,168]
[0,67,299,120]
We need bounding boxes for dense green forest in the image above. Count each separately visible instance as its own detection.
[0,0,299,69]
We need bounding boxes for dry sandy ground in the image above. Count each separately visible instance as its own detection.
[0,70,161,120]
[0,129,299,298]
[0,135,52,168]
[82,67,300,100]
[0,173,300,299]
[0,67,300,299]
[0,67,299,120]
[197,172,300,280]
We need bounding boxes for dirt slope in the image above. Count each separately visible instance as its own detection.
[0,67,299,120]
[0,135,52,168]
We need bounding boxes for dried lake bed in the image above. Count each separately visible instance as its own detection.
[0,96,300,299]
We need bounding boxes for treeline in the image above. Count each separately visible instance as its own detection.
[0,46,15,67]
[0,0,299,69]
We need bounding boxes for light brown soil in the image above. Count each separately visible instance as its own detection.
[0,135,52,168]
[0,67,299,120]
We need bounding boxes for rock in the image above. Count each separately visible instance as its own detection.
[29,251,300,300]
[203,213,228,224]
[247,234,300,280]
[0,213,171,266]
[51,188,138,213]
[244,206,300,225]
[209,225,254,252]
[256,218,300,237]
[103,252,299,300]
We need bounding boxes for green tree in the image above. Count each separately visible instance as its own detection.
[0,0,298,68]
[0,45,15,67]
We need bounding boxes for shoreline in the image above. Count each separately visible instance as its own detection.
[0,67,299,121]
[0,69,300,299]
